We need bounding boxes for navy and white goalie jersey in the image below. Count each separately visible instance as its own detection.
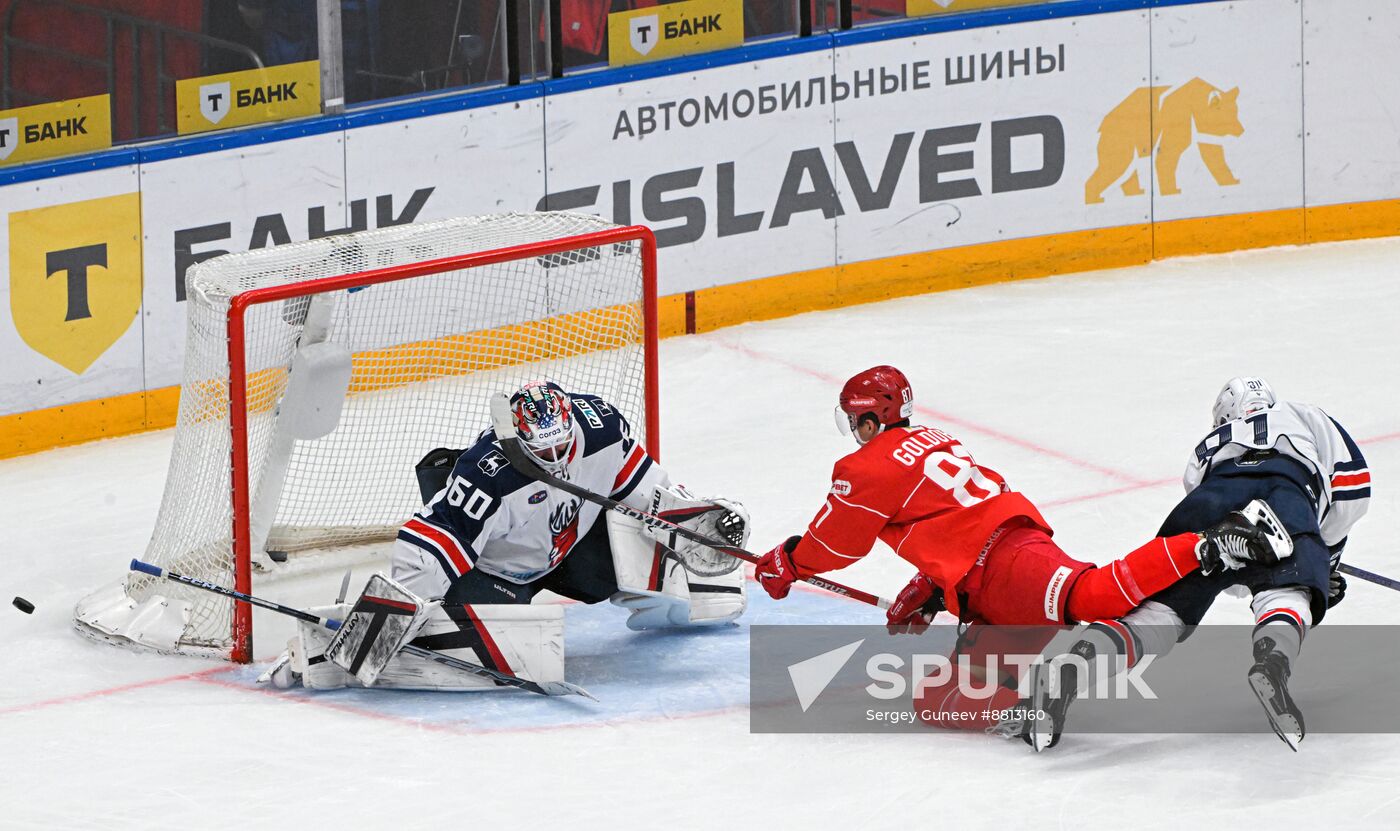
[397,394,669,586]
[1186,401,1370,547]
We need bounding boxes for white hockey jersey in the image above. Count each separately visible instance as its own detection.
[1185,401,1370,547]
[396,393,669,586]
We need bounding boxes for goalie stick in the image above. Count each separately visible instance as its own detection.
[128,560,596,700]
[488,394,892,610]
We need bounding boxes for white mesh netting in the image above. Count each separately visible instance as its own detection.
[104,212,651,655]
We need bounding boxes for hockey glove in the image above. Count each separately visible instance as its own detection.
[886,573,946,635]
[1328,548,1347,609]
[755,536,803,600]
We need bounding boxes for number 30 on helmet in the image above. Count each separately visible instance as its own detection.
[1212,376,1276,427]
[835,365,914,438]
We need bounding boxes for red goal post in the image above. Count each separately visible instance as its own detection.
[75,213,659,663]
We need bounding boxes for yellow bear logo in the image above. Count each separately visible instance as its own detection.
[1085,78,1243,204]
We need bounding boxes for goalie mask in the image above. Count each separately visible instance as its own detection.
[1212,376,1276,427]
[509,381,576,472]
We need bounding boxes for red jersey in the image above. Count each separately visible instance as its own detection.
[788,425,1051,617]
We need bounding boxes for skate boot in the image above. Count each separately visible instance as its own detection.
[1247,636,1305,751]
[1198,499,1294,574]
[1021,638,1096,752]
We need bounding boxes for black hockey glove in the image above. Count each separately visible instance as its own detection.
[1328,547,1347,610]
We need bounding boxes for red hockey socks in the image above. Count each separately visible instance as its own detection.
[1066,533,1201,623]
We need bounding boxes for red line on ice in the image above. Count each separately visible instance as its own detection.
[708,338,1152,486]
[1035,428,1399,508]
[1039,477,1178,508]
[0,663,238,716]
[710,338,1400,508]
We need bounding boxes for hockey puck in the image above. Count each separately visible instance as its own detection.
[12,597,34,614]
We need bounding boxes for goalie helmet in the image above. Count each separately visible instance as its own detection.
[509,380,576,472]
[1212,376,1276,427]
[836,365,914,440]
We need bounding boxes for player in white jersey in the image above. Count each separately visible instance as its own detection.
[393,380,748,626]
[1026,377,1370,750]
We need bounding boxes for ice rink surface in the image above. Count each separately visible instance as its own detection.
[2,237,1397,829]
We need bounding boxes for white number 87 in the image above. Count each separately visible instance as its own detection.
[923,445,998,507]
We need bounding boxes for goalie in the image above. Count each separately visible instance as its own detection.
[264,380,747,691]
[397,379,748,627]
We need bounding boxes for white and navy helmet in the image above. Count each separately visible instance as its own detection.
[508,380,576,471]
[1212,376,1276,427]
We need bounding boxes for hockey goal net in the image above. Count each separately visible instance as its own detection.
[75,212,658,662]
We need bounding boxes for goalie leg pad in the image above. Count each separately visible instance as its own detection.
[388,603,565,690]
[608,511,747,630]
[282,601,565,691]
[323,574,430,687]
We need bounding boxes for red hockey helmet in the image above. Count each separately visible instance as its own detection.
[836,365,913,436]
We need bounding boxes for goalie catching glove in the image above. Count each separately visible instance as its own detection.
[609,485,750,630]
[642,484,750,576]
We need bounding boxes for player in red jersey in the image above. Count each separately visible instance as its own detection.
[754,366,1293,629]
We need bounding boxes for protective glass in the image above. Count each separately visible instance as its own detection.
[834,405,856,436]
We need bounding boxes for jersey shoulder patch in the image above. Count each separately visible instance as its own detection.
[454,433,534,496]
[571,393,631,457]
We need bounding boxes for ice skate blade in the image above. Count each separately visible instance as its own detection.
[1248,669,1302,752]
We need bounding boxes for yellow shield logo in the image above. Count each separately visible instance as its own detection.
[9,192,143,374]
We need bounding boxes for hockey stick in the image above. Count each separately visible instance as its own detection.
[1338,563,1400,593]
[129,560,596,700]
[488,394,891,610]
